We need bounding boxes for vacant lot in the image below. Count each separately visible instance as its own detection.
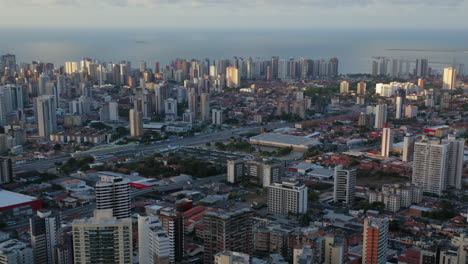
[357,174,409,188]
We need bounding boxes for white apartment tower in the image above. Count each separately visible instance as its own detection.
[412,138,449,196]
[72,209,133,264]
[374,103,387,129]
[442,67,456,90]
[138,215,171,264]
[95,175,131,219]
[381,127,393,157]
[333,165,356,206]
[267,181,308,215]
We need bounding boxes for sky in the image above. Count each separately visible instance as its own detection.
[0,0,467,30]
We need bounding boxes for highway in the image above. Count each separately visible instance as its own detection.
[13,125,272,173]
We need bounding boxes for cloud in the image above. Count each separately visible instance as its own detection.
[0,0,465,8]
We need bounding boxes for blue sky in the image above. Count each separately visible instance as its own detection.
[0,0,467,29]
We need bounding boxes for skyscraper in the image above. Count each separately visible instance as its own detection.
[138,215,171,264]
[267,181,308,215]
[395,89,405,119]
[374,102,387,129]
[340,81,349,94]
[402,133,415,162]
[129,109,143,137]
[412,138,449,196]
[226,66,240,88]
[333,165,356,206]
[271,56,279,79]
[362,218,389,264]
[157,207,184,263]
[188,92,198,120]
[30,210,60,264]
[72,209,133,264]
[442,135,465,189]
[381,127,393,157]
[357,82,366,95]
[200,93,210,122]
[203,209,253,264]
[212,109,223,126]
[0,158,13,184]
[35,95,57,138]
[442,67,456,90]
[415,59,428,77]
[95,175,131,219]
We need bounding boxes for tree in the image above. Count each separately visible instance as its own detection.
[53,144,61,151]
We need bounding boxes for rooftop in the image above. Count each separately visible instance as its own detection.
[250,133,321,147]
[0,189,37,208]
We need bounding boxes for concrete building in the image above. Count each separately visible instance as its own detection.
[214,251,249,264]
[138,215,170,264]
[339,81,349,94]
[404,105,418,118]
[0,158,12,184]
[395,89,405,119]
[267,181,307,215]
[95,175,131,219]
[293,245,314,264]
[442,135,465,190]
[357,82,366,95]
[363,218,388,264]
[442,67,456,90]
[35,95,57,138]
[72,209,133,264]
[129,109,143,137]
[324,235,344,264]
[381,127,393,157]
[157,207,184,263]
[226,66,240,88]
[227,158,283,187]
[29,210,60,264]
[0,235,33,264]
[212,109,223,126]
[200,93,210,122]
[374,103,387,129]
[333,165,356,206]
[203,208,253,264]
[402,133,415,162]
[164,98,178,120]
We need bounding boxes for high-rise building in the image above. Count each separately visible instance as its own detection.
[200,93,210,122]
[156,207,184,263]
[72,209,133,264]
[357,82,366,95]
[138,215,171,264]
[227,158,282,187]
[333,165,356,206]
[0,158,12,184]
[324,235,344,264]
[35,95,57,138]
[214,251,250,264]
[381,127,393,157]
[404,105,418,118]
[188,92,198,120]
[412,138,449,196]
[129,109,143,137]
[339,81,349,94]
[442,135,465,189]
[271,56,279,79]
[267,181,308,215]
[164,98,178,120]
[0,235,33,264]
[95,175,131,219]
[442,67,456,90]
[374,102,387,129]
[226,66,240,88]
[402,133,415,162]
[362,218,389,264]
[293,245,314,264]
[203,208,253,264]
[415,59,428,77]
[212,109,223,126]
[29,210,60,264]
[395,89,405,119]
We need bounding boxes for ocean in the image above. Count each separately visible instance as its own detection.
[1,28,467,74]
